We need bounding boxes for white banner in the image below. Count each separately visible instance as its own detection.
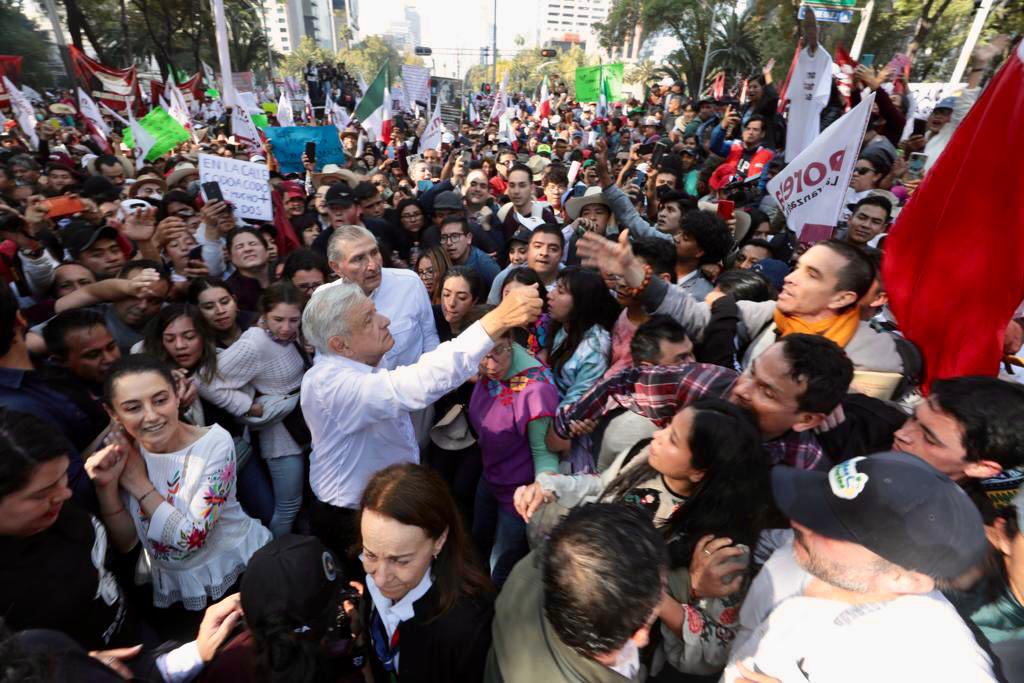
[907,82,965,119]
[198,153,271,221]
[4,76,37,148]
[78,87,110,137]
[277,91,294,127]
[768,92,875,242]
[419,99,445,150]
[402,65,430,109]
[231,107,260,146]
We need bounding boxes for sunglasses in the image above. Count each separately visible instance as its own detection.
[853,166,875,175]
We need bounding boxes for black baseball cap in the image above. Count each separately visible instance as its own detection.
[240,535,341,634]
[508,226,533,246]
[62,220,121,258]
[324,182,356,207]
[772,452,988,580]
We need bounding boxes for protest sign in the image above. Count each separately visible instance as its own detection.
[197,153,272,221]
[767,92,874,241]
[908,82,966,119]
[574,64,623,103]
[263,126,346,174]
[122,107,190,161]
[403,64,430,108]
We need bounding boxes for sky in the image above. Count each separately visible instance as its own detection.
[356,0,544,79]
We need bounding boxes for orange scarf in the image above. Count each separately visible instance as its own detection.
[772,306,861,348]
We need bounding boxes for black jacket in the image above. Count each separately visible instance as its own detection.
[362,582,494,683]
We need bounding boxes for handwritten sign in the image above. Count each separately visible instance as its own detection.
[264,126,346,174]
[197,153,272,221]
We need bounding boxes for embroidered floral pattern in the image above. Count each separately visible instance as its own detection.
[145,459,235,562]
[486,365,557,406]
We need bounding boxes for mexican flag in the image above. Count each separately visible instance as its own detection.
[355,64,392,142]
[597,71,613,118]
[538,74,551,119]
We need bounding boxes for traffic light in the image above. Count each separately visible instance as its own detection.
[540,49,557,58]
[414,46,432,56]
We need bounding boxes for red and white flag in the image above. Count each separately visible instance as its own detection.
[538,75,551,119]
[883,41,1024,388]
[69,46,141,113]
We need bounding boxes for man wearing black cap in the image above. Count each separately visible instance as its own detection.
[61,220,127,280]
[311,182,406,264]
[724,453,997,682]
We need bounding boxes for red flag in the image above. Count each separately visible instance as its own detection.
[883,41,1024,389]
[270,190,302,258]
[0,56,22,111]
[68,46,144,113]
[834,42,857,110]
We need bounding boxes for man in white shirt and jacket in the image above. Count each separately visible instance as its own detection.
[300,276,542,565]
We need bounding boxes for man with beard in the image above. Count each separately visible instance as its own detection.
[722,453,996,682]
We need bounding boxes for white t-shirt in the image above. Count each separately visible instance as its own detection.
[785,46,834,161]
[723,534,997,682]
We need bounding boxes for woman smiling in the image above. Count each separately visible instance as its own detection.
[86,355,270,635]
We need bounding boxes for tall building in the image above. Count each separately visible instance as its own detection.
[258,0,338,55]
[539,0,611,56]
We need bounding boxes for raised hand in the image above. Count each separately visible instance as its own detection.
[122,206,158,243]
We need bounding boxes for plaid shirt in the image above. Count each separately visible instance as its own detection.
[554,363,827,471]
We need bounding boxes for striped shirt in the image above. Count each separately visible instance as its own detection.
[553,363,826,471]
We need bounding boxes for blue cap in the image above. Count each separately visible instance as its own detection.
[934,96,956,111]
[751,258,789,291]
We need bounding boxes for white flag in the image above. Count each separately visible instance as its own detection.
[231,107,260,146]
[467,99,480,125]
[202,61,216,87]
[277,92,294,127]
[78,87,110,138]
[767,92,875,241]
[490,74,508,121]
[4,76,37,148]
[419,99,445,151]
[21,85,43,103]
[127,109,157,170]
[329,100,350,132]
[402,64,430,110]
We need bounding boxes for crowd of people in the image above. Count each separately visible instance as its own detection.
[0,25,1022,683]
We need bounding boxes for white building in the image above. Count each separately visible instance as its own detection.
[258,0,338,55]
[538,0,611,56]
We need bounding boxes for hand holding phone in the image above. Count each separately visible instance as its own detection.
[304,141,316,165]
[202,182,225,203]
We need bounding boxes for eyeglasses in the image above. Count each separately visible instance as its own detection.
[853,166,875,175]
[417,266,436,277]
[482,343,513,362]
[439,233,466,244]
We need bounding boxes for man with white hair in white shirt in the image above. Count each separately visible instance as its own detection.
[300,278,542,563]
[327,224,440,445]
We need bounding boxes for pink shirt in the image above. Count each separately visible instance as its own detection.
[604,309,640,379]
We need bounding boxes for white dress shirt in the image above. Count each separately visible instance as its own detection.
[372,267,439,370]
[303,321,495,509]
[364,562,434,673]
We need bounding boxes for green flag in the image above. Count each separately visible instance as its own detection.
[251,114,269,129]
[575,64,624,102]
[122,107,190,161]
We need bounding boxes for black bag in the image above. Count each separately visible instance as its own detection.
[282,341,313,448]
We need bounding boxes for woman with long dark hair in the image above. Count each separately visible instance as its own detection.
[515,398,770,677]
[546,266,619,408]
[187,277,257,349]
[199,282,308,538]
[358,463,494,683]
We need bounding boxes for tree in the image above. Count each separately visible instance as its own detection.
[596,0,734,100]
[464,45,591,96]
[626,59,658,85]
[339,36,408,82]
[279,36,335,79]
[712,9,761,82]
[0,0,56,87]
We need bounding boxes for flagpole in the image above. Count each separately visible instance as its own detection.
[211,0,237,107]
[39,0,74,86]
[949,0,994,85]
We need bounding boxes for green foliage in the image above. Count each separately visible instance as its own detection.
[279,36,336,79]
[338,35,417,83]
[0,0,56,87]
[465,45,593,96]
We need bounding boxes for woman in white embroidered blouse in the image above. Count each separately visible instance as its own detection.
[86,354,271,623]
